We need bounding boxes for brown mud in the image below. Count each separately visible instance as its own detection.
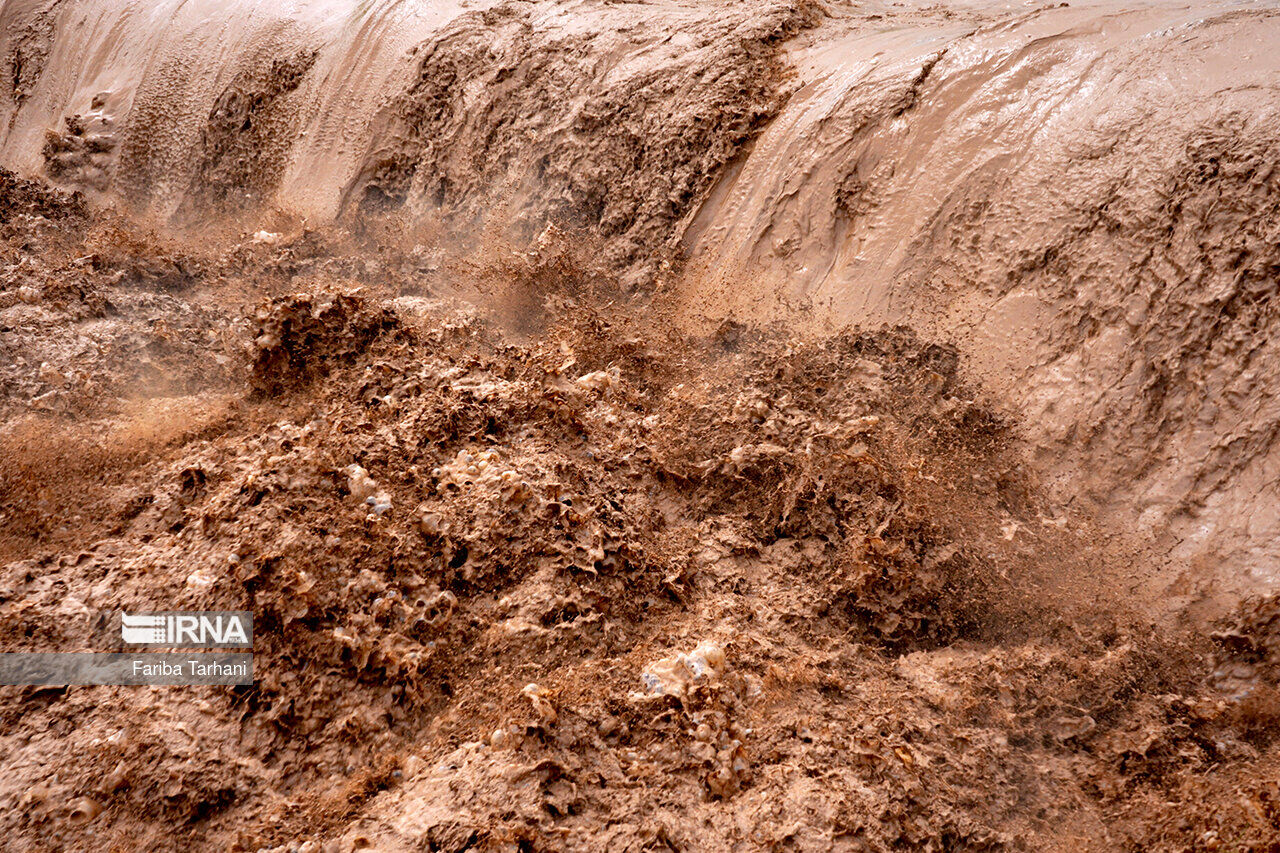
[1,0,1280,850]
[2,171,1280,851]
[4,0,1277,599]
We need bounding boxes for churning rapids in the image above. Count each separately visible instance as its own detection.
[2,1,1280,850]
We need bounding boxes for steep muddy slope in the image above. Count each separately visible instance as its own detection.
[0,0,476,217]
[0,0,816,262]
[4,0,1276,600]
[341,0,818,284]
[683,0,1280,601]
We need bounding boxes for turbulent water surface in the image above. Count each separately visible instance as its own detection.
[3,1,1280,849]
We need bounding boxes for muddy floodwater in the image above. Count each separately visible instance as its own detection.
[2,1,1280,850]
